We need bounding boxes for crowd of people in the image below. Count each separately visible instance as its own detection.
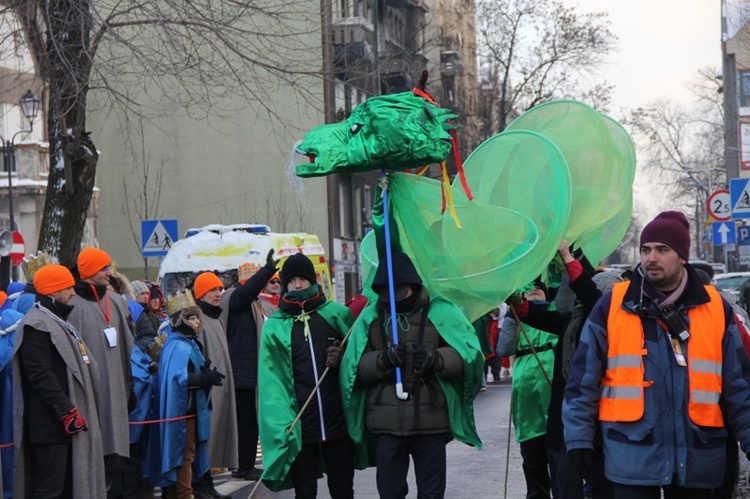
[4,209,750,499]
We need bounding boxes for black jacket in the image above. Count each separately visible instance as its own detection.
[19,295,76,444]
[133,302,158,340]
[225,266,274,389]
[518,268,602,451]
[280,292,350,443]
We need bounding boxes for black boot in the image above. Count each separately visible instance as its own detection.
[231,467,262,481]
[193,472,231,499]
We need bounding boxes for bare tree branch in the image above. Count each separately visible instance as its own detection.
[625,67,725,258]
[476,0,616,133]
[0,0,327,264]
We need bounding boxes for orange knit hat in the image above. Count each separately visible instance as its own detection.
[193,272,223,299]
[77,247,111,280]
[34,264,76,296]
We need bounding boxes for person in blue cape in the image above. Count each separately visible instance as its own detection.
[0,309,23,498]
[1,282,24,313]
[10,281,36,315]
[155,291,225,499]
[125,301,164,498]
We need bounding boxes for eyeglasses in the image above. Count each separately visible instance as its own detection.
[269,279,280,284]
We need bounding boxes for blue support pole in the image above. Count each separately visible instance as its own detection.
[381,172,408,400]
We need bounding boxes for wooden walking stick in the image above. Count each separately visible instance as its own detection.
[246,321,357,499]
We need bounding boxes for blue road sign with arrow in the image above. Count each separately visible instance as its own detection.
[712,221,735,246]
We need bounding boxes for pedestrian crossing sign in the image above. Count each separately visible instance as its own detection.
[141,219,179,257]
[730,178,750,220]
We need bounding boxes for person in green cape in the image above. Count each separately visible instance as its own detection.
[340,252,484,499]
[257,253,356,497]
[498,278,557,498]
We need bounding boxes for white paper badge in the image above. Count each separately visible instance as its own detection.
[104,327,118,348]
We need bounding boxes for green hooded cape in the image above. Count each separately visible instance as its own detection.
[257,300,362,492]
[339,297,484,464]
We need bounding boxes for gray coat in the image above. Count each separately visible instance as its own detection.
[199,311,239,469]
[69,292,133,457]
[356,289,463,436]
[12,306,106,498]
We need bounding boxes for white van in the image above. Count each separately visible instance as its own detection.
[158,225,334,299]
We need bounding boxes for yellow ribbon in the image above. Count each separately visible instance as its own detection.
[441,161,462,228]
[295,312,312,340]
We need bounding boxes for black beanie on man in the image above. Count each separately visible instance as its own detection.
[640,210,691,260]
[280,253,317,288]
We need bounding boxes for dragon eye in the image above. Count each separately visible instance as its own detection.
[350,123,363,135]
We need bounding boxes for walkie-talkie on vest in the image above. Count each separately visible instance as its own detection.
[659,304,690,342]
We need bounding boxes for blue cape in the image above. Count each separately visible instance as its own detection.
[128,300,144,326]
[154,330,211,485]
[130,345,157,444]
[11,293,35,315]
[1,310,22,498]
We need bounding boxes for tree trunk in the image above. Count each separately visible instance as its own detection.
[36,0,96,267]
[37,103,98,268]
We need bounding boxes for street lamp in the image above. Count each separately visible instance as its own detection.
[0,90,40,282]
[1,90,40,233]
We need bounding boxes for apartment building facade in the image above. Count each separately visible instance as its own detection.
[325,0,481,301]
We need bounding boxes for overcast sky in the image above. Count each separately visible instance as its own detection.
[573,0,720,117]
[570,0,722,221]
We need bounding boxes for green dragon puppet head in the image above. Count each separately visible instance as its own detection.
[294,91,456,178]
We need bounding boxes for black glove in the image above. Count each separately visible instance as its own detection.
[264,249,280,273]
[412,345,441,373]
[325,340,344,369]
[59,407,88,436]
[568,448,594,480]
[379,343,406,370]
[201,368,226,387]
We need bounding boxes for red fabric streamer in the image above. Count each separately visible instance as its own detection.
[450,129,473,201]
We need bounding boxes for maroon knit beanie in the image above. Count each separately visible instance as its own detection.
[640,211,690,260]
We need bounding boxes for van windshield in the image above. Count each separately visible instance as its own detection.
[160,271,238,296]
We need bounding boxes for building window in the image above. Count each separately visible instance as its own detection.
[739,69,750,116]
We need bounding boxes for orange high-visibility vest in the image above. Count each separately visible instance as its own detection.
[599,281,725,427]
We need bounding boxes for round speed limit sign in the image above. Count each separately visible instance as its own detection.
[707,189,731,221]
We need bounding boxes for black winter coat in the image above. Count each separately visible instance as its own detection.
[18,295,76,444]
[520,269,602,451]
[280,292,350,444]
[225,266,274,389]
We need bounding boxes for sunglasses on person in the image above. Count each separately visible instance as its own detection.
[269,279,280,284]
